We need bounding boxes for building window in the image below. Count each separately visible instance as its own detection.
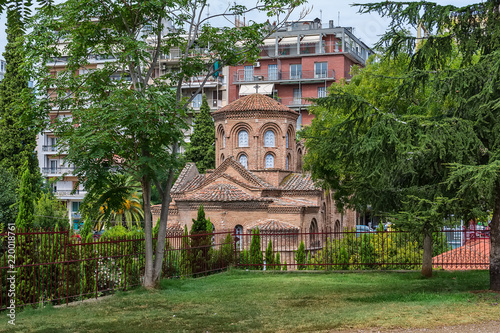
[286,132,289,148]
[234,225,243,249]
[286,155,290,170]
[318,86,327,98]
[315,62,327,78]
[222,130,225,148]
[293,88,301,104]
[221,154,225,162]
[297,112,302,131]
[265,154,274,168]
[290,64,302,79]
[264,130,275,147]
[244,65,254,81]
[239,154,248,168]
[268,64,278,80]
[238,130,249,147]
[192,93,202,108]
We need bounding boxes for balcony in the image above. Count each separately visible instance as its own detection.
[53,189,86,199]
[42,145,58,152]
[42,166,75,176]
[234,69,335,84]
[274,97,314,107]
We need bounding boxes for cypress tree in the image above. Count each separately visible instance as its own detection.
[250,229,263,270]
[15,162,34,229]
[295,240,306,270]
[275,252,281,271]
[265,239,274,270]
[185,94,215,173]
[0,10,37,175]
[190,205,212,275]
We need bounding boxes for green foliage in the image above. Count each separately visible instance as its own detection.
[101,225,144,239]
[15,162,34,229]
[265,239,274,270]
[33,193,68,229]
[249,229,263,270]
[179,226,191,277]
[0,9,38,175]
[283,260,287,271]
[185,94,215,173]
[307,232,424,271]
[0,166,17,227]
[275,252,281,271]
[295,240,306,270]
[79,217,93,241]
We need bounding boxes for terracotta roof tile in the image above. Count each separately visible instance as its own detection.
[280,173,320,191]
[432,239,490,270]
[216,94,293,113]
[172,163,199,193]
[177,183,272,202]
[248,219,299,232]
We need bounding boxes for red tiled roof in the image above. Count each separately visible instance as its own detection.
[177,183,272,202]
[280,173,320,191]
[217,94,293,113]
[172,163,199,193]
[248,219,299,232]
[432,239,490,270]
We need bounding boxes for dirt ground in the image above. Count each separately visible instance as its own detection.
[340,321,500,333]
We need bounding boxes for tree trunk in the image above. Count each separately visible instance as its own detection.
[421,230,433,278]
[152,167,176,283]
[142,177,155,289]
[490,185,500,291]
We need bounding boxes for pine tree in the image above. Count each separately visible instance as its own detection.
[15,162,34,229]
[0,10,37,174]
[185,94,215,173]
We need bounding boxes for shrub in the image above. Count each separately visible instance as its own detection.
[265,239,274,270]
[295,241,306,270]
[249,229,263,270]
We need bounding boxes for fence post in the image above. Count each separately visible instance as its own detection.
[233,229,238,269]
[64,229,69,305]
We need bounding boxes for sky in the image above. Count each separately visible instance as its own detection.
[0,0,477,61]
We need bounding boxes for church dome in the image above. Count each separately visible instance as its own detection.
[215,93,294,113]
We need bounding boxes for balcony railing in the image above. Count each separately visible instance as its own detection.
[42,166,75,175]
[273,97,314,106]
[234,69,336,83]
[53,190,86,196]
[42,145,58,152]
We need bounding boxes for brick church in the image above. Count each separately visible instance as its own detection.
[162,93,356,235]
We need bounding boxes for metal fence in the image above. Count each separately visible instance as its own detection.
[234,228,491,271]
[0,227,490,311]
[0,228,235,311]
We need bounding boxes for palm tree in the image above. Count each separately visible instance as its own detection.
[93,174,144,230]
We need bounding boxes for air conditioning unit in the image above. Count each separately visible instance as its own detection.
[254,62,261,68]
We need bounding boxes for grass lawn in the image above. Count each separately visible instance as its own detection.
[3,270,499,333]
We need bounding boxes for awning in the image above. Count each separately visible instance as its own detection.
[239,83,274,96]
[301,35,321,44]
[262,38,276,46]
[279,36,298,45]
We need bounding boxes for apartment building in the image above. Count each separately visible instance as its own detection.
[228,18,373,129]
[0,59,6,81]
[37,34,229,228]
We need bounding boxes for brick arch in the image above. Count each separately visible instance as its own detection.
[236,151,250,169]
[263,151,276,169]
[230,122,253,148]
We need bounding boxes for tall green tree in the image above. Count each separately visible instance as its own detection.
[185,94,215,173]
[25,0,306,288]
[0,9,38,175]
[0,166,18,227]
[304,1,500,289]
[33,193,69,229]
[15,162,34,229]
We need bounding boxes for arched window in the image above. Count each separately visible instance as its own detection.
[238,130,248,147]
[286,132,289,148]
[222,130,225,148]
[334,220,341,238]
[286,154,290,170]
[221,154,225,162]
[234,225,243,249]
[239,154,248,169]
[310,218,319,248]
[264,130,275,147]
[265,154,274,168]
[297,148,303,171]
